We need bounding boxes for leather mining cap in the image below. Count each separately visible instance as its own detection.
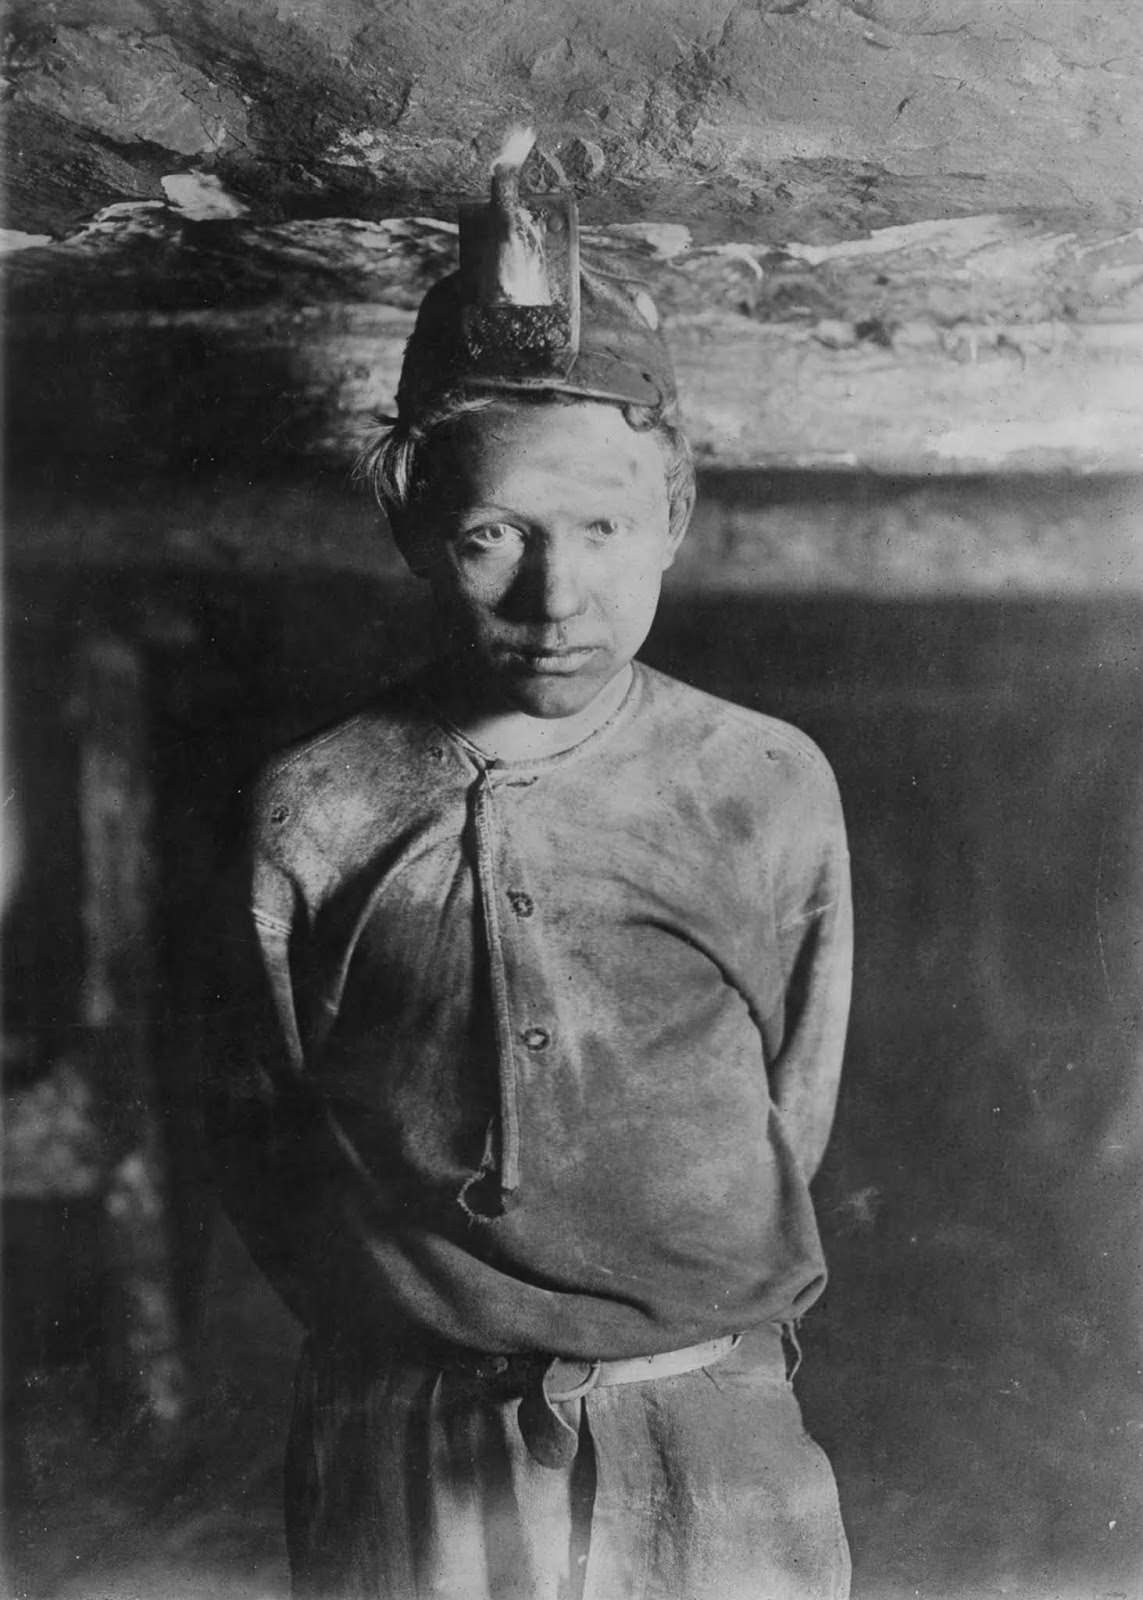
[396,129,678,424]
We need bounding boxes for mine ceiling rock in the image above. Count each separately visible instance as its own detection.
[7,0,1143,236]
[5,0,1143,473]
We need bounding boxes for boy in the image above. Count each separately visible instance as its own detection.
[210,130,853,1600]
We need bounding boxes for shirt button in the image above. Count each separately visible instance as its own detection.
[521,1027,550,1052]
[508,890,535,918]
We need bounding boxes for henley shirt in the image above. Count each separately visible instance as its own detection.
[211,661,852,1362]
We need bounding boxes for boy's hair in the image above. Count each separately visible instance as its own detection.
[360,393,695,545]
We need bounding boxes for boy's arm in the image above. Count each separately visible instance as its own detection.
[767,764,853,1181]
[201,851,323,1326]
[203,839,447,1341]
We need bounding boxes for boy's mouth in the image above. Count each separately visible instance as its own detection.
[511,645,600,674]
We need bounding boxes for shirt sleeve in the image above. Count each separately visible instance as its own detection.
[203,774,436,1338]
[205,839,469,1341]
[201,835,324,1327]
[766,758,853,1181]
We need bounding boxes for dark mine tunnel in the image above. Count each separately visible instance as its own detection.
[4,4,1143,1598]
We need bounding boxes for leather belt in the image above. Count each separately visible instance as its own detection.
[518,1334,740,1470]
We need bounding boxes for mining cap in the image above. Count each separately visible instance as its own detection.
[396,128,678,424]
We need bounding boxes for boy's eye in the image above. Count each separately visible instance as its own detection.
[587,518,621,540]
[460,522,525,556]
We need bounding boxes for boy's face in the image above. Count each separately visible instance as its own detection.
[402,401,686,720]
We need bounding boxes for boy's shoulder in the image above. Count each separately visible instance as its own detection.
[259,676,426,773]
[248,675,438,846]
[637,664,839,793]
[247,664,844,856]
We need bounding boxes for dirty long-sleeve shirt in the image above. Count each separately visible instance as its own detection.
[209,662,852,1361]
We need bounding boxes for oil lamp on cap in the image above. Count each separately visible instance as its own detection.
[396,127,679,423]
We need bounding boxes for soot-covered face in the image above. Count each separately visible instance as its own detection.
[401,401,686,720]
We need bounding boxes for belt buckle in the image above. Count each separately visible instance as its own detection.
[543,1357,602,1404]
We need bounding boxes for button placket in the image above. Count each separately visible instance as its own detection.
[471,771,522,1198]
[470,768,561,1201]
[500,808,554,1070]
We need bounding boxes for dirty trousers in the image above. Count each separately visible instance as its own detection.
[285,1328,851,1600]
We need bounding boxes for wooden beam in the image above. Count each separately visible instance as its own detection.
[5,212,1143,474]
[77,635,186,1427]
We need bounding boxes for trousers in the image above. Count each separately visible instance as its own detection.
[285,1327,851,1600]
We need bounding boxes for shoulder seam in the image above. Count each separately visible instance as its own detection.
[257,712,371,788]
[638,665,833,775]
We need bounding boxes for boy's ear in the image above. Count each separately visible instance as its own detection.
[389,512,437,580]
[662,478,696,569]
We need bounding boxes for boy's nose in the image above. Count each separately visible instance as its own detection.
[517,540,589,622]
